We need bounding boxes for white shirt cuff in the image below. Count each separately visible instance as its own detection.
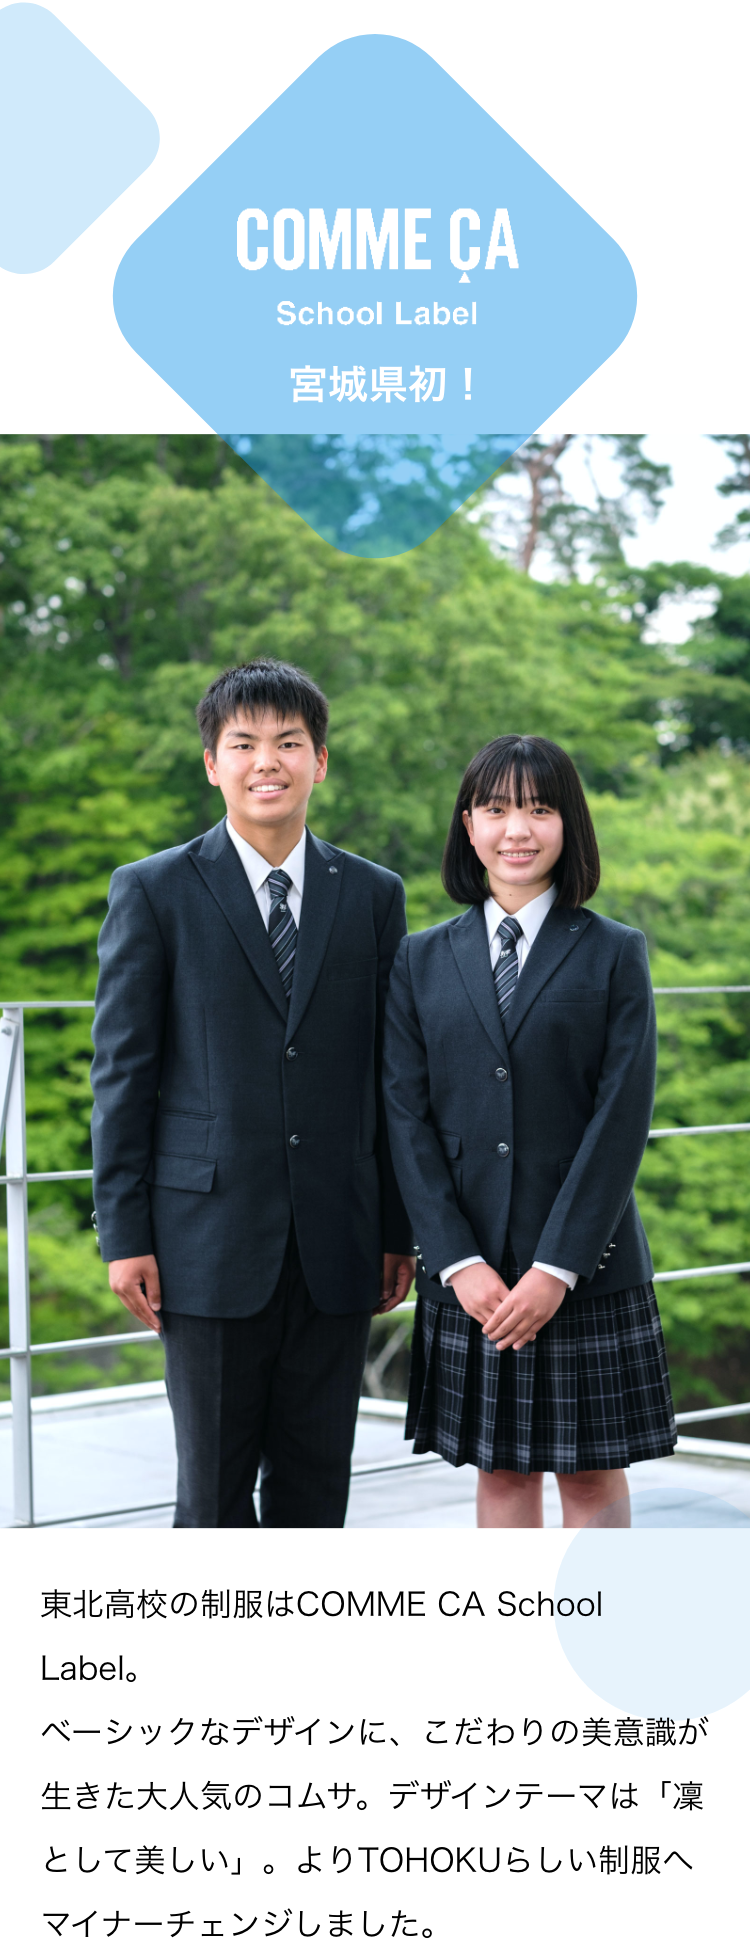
[440,1255,485,1285]
[441,1258,578,1291]
[533,1260,578,1290]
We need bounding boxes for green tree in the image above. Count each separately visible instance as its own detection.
[483,433,672,575]
[615,559,750,754]
[711,434,750,550]
[0,436,747,1418]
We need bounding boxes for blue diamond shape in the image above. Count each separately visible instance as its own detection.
[114,34,635,553]
[0,3,159,273]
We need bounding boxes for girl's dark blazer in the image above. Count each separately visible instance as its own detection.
[382,900,657,1302]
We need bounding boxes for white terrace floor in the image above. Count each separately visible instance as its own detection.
[2,1384,750,1528]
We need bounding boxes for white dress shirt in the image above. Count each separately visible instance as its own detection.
[225,818,307,928]
[440,883,578,1293]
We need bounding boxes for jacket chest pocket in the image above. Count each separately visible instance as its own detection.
[324,956,378,982]
[538,990,608,1007]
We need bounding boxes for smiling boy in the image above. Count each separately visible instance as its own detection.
[91,659,415,1528]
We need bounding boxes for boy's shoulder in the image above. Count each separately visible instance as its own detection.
[310,833,404,900]
[112,826,404,901]
[111,833,207,892]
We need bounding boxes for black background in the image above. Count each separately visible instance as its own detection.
[1,13,732,424]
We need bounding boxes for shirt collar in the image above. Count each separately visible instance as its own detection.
[225,819,307,897]
[484,882,558,948]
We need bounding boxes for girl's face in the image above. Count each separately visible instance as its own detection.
[463,788,565,907]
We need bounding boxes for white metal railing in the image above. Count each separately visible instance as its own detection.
[2,989,750,1526]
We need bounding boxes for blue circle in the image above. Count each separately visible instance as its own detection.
[554,1502,750,1716]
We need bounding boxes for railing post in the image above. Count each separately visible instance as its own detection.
[2,1006,34,1526]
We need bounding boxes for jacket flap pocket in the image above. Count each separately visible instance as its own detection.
[439,1131,462,1159]
[154,1111,216,1158]
[151,1153,216,1193]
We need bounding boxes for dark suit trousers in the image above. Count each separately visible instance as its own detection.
[161,1228,372,1528]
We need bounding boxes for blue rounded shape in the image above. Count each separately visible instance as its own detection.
[0,4,159,273]
[554,1506,750,1718]
[113,32,637,518]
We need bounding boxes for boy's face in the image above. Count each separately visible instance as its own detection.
[204,710,327,842]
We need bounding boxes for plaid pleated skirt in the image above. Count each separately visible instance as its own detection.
[406,1262,677,1474]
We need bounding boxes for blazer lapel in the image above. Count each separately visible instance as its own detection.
[503,902,592,1042]
[286,830,343,1039]
[189,819,288,1023]
[449,904,509,1057]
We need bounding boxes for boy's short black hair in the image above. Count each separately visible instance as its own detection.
[196,659,329,756]
[442,735,600,910]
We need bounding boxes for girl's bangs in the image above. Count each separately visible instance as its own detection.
[470,741,563,811]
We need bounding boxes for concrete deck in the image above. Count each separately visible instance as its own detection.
[1,1384,749,1528]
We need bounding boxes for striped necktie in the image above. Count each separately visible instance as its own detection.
[493,914,523,1019]
[266,868,297,1002]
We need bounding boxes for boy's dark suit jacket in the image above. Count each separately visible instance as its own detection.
[91,820,412,1317]
[382,901,657,1302]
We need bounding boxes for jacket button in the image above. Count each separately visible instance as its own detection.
[569,924,579,932]
[289,1134,300,1147]
[329,865,338,874]
[495,1067,508,1082]
[496,1142,510,1157]
[285,1045,298,1060]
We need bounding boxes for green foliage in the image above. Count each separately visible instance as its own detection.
[590,763,750,1401]
[614,559,750,755]
[0,436,748,1413]
[21,1202,162,1399]
[223,433,517,555]
[711,434,750,549]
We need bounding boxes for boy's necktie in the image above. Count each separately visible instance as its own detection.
[266,869,297,1001]
[493,914,523,1019]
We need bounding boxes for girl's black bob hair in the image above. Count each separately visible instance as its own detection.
[441,735,600,910]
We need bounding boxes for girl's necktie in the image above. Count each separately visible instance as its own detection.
[493,914,523,1019]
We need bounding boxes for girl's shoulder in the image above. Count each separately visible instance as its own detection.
[578,906,648,948]
[403,908,476,955]
[402,905,649,961]
[573,909,651,985]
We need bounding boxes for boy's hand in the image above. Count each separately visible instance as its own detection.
[109,1254,162,1333]
[374,1252,417,1315]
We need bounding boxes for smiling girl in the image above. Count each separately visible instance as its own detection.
[383,735,676,1529]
